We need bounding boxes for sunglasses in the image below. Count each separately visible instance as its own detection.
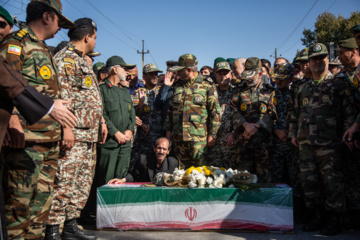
[0,20,8,29]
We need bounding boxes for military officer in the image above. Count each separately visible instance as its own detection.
[46,18,104,240]
[289,43,357,236]
[0,0,75,239]
[232,57,277,183]
[207,61,237,169]
[131,63,164,168]
[164,54,221,168]
[92,61,106,82]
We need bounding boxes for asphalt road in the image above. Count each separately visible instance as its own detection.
[82,224,360,240]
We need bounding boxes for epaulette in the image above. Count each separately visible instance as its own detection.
[99,81,105,86]
[203,76,215,84]
[13,29,29,40]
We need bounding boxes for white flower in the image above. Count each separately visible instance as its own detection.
[197,175,206,188]
[206,177,213,185]
[189,181,197,188]
[209,184,216,188]
[252,174,258,183]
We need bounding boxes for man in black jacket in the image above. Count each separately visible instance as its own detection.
[108,137,178,183]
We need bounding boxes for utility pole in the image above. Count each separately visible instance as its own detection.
[270,48,278,60]
[137,40,149,71]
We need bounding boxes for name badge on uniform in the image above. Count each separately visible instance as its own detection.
[40,65,51,79]
[240,103,247,111]
[260,104,267,113]
[302,98,309,105]
[322,95,329,102]
[85,76,92,87]
[144,105,150,112]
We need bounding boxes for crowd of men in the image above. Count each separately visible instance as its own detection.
[0,0,359,239]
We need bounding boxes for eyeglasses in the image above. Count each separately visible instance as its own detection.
[0,21,8,29]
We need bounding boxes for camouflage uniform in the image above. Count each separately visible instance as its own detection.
[232,58,277,183]
[47,42,103,225]
[0,26,61,239]
[165,72,221,168]
[288,69,356,212]
[207,63,237,169]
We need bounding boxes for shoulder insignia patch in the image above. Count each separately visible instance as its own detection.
[8,45,21,55]
[65,64,73,75]
[354,76,359,87]
[132,97,139,104]
[144,105,151,112]
[240,103,247,111]
[85,76,92,87]
[232,95,239,102]
[302,98,309,105]
[260,104,267,113]
[322,95,329,102]
[63,58,75,64]
[40,65,51,79]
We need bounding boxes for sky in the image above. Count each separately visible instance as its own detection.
[1,0,359,78]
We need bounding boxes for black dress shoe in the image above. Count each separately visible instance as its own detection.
[44,224,62,240]
[62,218,97,240]
[302,209,323,232]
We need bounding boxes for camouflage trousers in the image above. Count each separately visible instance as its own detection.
[173,139,207,169]
[299,144,345,212]
[236,145,272,183]
[3,141,59,240]
[271,139,302,198]
[207,143,237,169]
[48,142,96,225]
[344,149,360,210]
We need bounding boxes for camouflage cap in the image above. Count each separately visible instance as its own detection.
[0,6,14,26]
[169,54,198,72]
[298,48,309,61]
[87,52,101,57]
[143,63,163,73]
[240,57,262,80]
[329,56,342,66]
[93,62,105,72]
[293,56,301,64]
[273,63,294,80]
[106,55,136,69]
[31,0,75,29]
[350,23,360,34]
[308,43,328,59]
[214,61,231,73]
[338,38,357,49]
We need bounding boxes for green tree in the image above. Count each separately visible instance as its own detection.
[301,11,360,49]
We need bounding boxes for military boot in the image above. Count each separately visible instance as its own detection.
[302,209,323,232]
[44,224,61,240]
[320,212,342,236]
[61,219,97,240]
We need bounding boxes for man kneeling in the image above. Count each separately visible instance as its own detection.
[109,137,178,183]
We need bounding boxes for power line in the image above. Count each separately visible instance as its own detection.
[144,42,158,66]
[83,0,142,47]
[277,0,318,50]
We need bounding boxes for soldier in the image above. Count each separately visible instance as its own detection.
[328,57,343,75]
[0,6,13,42]
[165,54,221,168]
[271,63,303,217]
[337,37,360,228]
[232,57,277,183]
[0,0,75,239]
[45,18,105,240]
[131,63,164,167]
[97,55,136,185]
[289,43,357,236]
[207,61,237,169]
[92,62,106,82]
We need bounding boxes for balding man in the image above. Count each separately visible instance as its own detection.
[232,57,246,80]
[128,66,144,95]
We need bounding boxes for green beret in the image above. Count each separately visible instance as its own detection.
[0,6,13,26]
[339,38,358,49]
[350,23,360,34]
[226,58,236,67]
[214,57,226,66]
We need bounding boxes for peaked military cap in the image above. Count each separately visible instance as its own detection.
[350,23,360,34]
[308,43,328,59]
[73,17,97,31]
[93,62,105,72]
[106,56,136,69]
[273,63,294,80]
[143,63,163,73]
[169,54,198,72]
[339,38,357,49]
[31,0,75,29]
[215,61,231,73]
[240,57,262,80]
[298,48,309,61]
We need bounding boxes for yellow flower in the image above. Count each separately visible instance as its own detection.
[220,167,226,171]
[204,169,211,176]
[195,167,202,173]
[185,166,195,175]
